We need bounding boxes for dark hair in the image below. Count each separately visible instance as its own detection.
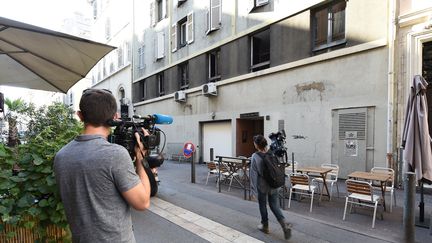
[253,135,267,150]
[79,89,117,126]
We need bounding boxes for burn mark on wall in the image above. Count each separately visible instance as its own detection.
[295,81,326,101]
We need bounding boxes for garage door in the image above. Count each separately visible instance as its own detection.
[202,121,232,162]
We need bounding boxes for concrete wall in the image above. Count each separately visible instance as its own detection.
[135,46,389,167]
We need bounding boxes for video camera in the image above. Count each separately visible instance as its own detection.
[268,129,287,158]
[107,113,173,168]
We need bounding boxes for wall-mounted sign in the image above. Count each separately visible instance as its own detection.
[240,112,259,119]
[345,131,358,139]
[345,140,358,157]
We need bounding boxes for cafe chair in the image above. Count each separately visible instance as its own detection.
[285,160,299,175]
[288,173,318,212]
[343,179,383,228]
[371,167,396,212]
[314,164,340,200]
[205,162,219,186]
[219,162,240,191]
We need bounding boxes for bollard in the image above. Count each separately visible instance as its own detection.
[403,172,415,243]
[191,153,195,183]
[210,148,214,162]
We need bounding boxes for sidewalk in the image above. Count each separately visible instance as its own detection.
[145,160,431,242]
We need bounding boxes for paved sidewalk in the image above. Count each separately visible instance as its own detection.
[132,160,432,242]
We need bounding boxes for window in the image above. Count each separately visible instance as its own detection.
[249,0,269,12]
[250,29,270,72]
[118,46,124,68]
[208,49,221,81]
[141,80,147,100]
[151,0,167,26]
[138,45,145,69]
[179,62,189,89]
[207,0,221,34]
[178,0,187,7]
[105,18,111,40]
[179,18,187,47]
[312,0,346,51]
[157,73,165,96]
[172,13,193,52]
[156,32,165,60]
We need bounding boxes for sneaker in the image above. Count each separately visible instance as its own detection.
[257,224,269,234]
[282,223,292,240]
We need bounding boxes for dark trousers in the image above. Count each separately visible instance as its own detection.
[258,188,284,224]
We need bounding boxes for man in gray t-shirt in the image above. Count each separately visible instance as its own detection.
[54,89,151,243]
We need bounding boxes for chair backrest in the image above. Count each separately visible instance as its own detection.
[321,164,339,179]
[207,162,217,170]
[346,179,373,201]
[289,173,310,186]
[371,167,394,188]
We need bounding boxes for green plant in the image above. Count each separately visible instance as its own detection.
[0,102,82,242]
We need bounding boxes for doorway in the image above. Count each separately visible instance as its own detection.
[236,118,264,157]
[421,41,432,137]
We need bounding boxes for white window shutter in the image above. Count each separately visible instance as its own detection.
[256,0,269,7]
[162,0,167,18]
[150,1,156,27]
[247,0,255,13]
[171,23,177,52]
[210,0,221,31]
[157,32,165,59]
[186,12,194,44]
[206,10,210,33]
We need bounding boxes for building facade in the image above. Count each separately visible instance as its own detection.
[88,0,133,118]
[129,0,392,178]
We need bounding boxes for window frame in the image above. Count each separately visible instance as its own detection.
[157,72,165,96]
[179,62,189,90]
[208,49,221,82]
[250,29,270,72]
[206,0,221,34]
[178,17,188,48]
[311,0,347,52]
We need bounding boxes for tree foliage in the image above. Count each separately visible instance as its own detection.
[0,102,82,242]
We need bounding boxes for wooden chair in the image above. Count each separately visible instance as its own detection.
[205,162,219,185]
[314,164,340,200]
[288,173,317,212]
[343,179,383,228]
[371,167,396,212]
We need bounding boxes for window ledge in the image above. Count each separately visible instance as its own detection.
[209,75,221,82]
[250,61,270,70]
[313,39,347,52]
[180,84,189,90]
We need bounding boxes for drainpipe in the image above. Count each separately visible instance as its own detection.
[386,0,397,168]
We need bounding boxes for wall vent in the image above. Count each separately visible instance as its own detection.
[338,112,366,140]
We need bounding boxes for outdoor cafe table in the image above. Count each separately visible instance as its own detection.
[347,171,391,211]
[295,166,333,201]
[216,156,251,200]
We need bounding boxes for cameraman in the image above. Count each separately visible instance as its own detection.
[54,89,151,243]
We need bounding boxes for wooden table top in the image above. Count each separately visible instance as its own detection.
[296,166,333,174]
[348,171,391,182]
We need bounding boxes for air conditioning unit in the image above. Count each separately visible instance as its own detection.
[174,90,186,102]
[202,82,217,96]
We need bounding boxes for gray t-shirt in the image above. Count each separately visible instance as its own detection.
[54,134,141,243]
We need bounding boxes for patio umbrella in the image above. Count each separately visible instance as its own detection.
[0,16,115,93]
[402,75,432,182]
[401,74,432,226]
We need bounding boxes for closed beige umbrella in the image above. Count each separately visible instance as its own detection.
[0,16,115,93]
[402,75,432,183]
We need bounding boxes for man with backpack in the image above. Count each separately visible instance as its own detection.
[250,134,292,240]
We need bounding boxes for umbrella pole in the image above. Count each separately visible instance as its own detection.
[416,179,430,228]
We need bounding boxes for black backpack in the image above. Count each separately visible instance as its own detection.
[257,152,285,188]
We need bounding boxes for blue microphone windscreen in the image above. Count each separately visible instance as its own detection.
[153,114,173,124]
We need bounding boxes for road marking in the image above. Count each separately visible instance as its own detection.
[149,197,263,243]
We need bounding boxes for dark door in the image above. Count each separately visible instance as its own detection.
[422,42,432,137]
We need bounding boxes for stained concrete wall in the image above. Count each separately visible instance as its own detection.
[136,46,389,167]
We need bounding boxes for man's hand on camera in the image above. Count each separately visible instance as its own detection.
[134,128,149,164]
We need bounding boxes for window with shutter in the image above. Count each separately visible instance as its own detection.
[207,0,221,34]
[171,23,177,52]
[311,0,346,51]
[156,32,165,59]
[178,17,187,48]
[186,12,194,44]
[150,1,156,27]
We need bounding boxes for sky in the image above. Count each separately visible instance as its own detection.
[0,0,91,106]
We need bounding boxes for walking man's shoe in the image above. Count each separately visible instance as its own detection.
[257,223,269,234]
